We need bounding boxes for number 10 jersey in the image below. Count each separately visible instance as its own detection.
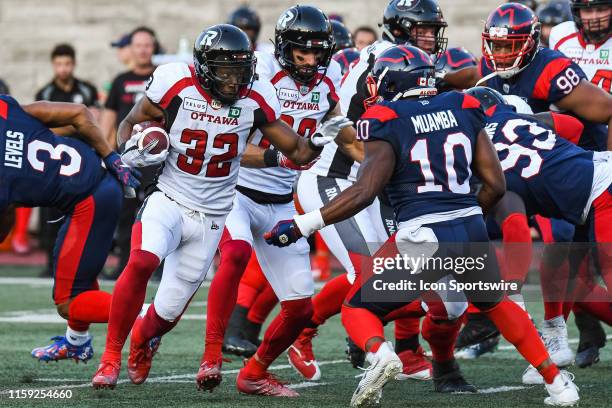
[145,62,280,215]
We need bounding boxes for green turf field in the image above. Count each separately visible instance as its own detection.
[0,266,610,407]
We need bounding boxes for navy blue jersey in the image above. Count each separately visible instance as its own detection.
[0,95,105,212]
[356,91,484,223]
[480,48,607,151]
[487,104,595,224]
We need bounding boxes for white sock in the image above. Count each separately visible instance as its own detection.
[66,327,90,346]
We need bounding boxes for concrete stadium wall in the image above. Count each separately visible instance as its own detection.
[0,0,501,102]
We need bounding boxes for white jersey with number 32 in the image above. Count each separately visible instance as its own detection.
[145,62,280,214]
[549,21,612,92]
[237,51,342,195]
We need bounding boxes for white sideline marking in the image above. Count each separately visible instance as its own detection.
[0,310,206,323]
[478,386,527,394]
[19,359,346,394]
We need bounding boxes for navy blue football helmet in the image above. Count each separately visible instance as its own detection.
[482,3,541,78]
[332,47,360,75]
[366,45,437,104]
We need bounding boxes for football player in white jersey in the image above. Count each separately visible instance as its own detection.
[550,0,611,92]
[548,0,611,368]
[91,24,344,389]
[291,0,478,392]
[197,6,352,397]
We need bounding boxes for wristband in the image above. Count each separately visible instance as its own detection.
[293,209,325,237]
[263,149,280,167]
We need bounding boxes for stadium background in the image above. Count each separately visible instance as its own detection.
[0,0,501,103]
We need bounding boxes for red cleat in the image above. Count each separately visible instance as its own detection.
[287,328,321,380]
[395,346,432,381]
[92,360,121,389]
[127,336,161,385]
[196,359,223,392]
[236,368,299,397]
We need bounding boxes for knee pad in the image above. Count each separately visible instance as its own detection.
[280,297,313,325]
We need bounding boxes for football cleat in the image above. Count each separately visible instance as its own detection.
[395,346,432,381]
[287,328,321,381]
[544,371,579,406]
[522,365,544,385]
[350,341,402,408]
[455,314,499,349]
[31,336,93,363]
[127,336,161,385]
[236,368,299,397]
[346,337,366,369]
[575,345,600,368]
[92,360,121,389]
[542,317,574,367]
[455,335,500,359]
[432,359,477,393]
[223,335,258,357]
[196,359,223,392]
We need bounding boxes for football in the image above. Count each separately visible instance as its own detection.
[136,121,170,154]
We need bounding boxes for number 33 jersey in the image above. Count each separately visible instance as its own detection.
[0,95,105,212]
[145,62,281,215]
[238,51,342,196]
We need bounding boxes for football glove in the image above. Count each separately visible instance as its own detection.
[121,127,169,167]
[277,151,317,170]
[264,220,303,247]
[309,116,353,147]
[103,152,141,190]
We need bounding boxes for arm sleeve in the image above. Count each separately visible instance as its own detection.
[532,56,587,103]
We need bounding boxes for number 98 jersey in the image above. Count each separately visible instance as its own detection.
[480,47,607,151]
[356,92,485,223]
[0,95,105,212]
[145,62,280,215]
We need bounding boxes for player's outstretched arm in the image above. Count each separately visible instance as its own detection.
[22,101,113,159]
[555,81,612,148]
[264,140,395,247]
[472,129,506,215]
[116,96,165,148]
[259,119,322,165]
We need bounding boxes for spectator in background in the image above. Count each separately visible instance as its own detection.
[228,6,274,53]
[100,26,158,280]
[111,34,134,69]
[353,26,378,50]
[33,43,100,272]
[0,79,9,94]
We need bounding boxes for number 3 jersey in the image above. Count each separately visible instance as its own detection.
[237,51,341,196]
[480,47,607,151]
[357,91,485,223]
[486,104,612,224]
[145,62,280,215]
[0,95,105,212]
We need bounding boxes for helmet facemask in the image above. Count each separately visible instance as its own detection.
[277,38,334,84]
[482,25,540,79]
[196,51,256,105]
[573,4,611,43]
